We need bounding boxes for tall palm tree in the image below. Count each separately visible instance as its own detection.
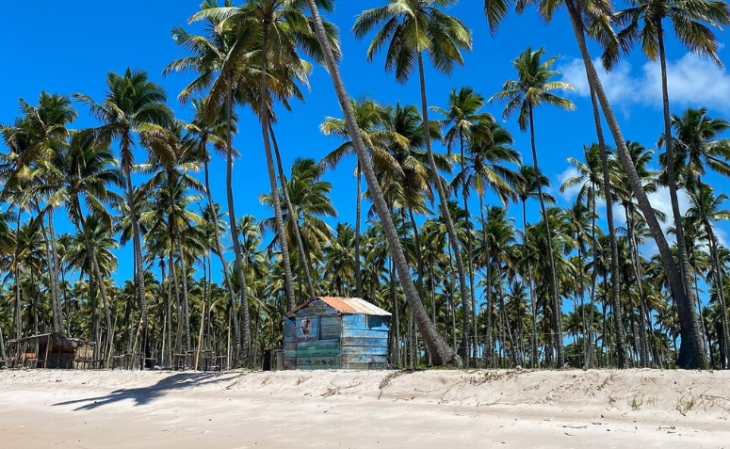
[452,123,520,362]
[434,87,498,358]
[687,184,730,368]
[73,69,174,365]
[184,97,240,319]
[490,47,575,366]
[1,93,77,336]
[561,142,627,367]
[486,0,709,369]
[485,0,708,369]
[514,165,554,366]
[166,1,258,365]
[40,132,124,361]
[305,0,458,365]
[199,0,338,311]
[606,1,730,328]
[354,0,474,360]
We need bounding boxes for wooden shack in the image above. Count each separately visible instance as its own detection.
[284,297,391,370]
[9,333,95,369]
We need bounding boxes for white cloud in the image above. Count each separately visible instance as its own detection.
[555,167,582,202]
[559,53,730,114]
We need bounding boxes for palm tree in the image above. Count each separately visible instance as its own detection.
[184,97,240,321]
[485,0,709,369]
[73,69,174,365]
[305,0,458,365]
[452,122,520,362]
[687,184,730,368]
[561,142,627,367]
[40,132,124,362]
[1,93,77,336]
[198,0,338,311]
[354,0,474,360]
[514,165,554,366]
[490,47,575,366]
[607,1,730,332]
[165,2,257,365]
[435,87,499,359]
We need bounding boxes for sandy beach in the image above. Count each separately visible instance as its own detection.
[0,369,728,449]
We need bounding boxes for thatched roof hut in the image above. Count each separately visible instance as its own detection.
[8,333,95,369]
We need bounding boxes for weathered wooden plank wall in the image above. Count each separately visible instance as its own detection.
[340,315,389,370]
[283,318,297,370]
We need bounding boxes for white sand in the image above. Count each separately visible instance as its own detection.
[0,368,728,448]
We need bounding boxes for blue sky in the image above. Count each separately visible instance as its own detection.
[2,0,729,285]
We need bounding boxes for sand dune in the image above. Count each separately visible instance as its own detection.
[0,369,728,448]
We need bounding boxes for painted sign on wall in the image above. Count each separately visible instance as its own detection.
[296,316,319,343]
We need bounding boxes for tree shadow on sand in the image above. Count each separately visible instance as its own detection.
[52,372,233,411]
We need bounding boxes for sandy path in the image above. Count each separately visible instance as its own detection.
[0,369,727,449]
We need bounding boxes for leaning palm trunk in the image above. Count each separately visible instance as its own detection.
[416,50,471,362]
[588,87,627,368]
[566,0,707,368]
[270,123,316,299]
[527,104,563,366]
[260,23,297,312]
[306,0,460,366]
[224,81,249,367]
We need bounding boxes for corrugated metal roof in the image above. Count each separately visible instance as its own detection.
[288,297,392,317]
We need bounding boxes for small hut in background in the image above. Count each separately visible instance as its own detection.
[8,333,95,369]
[284,297,391,370]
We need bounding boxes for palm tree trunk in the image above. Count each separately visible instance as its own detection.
[14,212,22,342]
[306,0,459,366]
[269,123,316,299]
[566,0,707,369]
[625,203,650,367]
[522,199,538,368]
[224,80,249,367]
[173,221,192,351]
[161,263,173,366]
[0,324,6,368]
[527,103,563,367]
[588,87,627,368]
[416,50,470,363]
[122,153,149,369]
[481,195,494,366]
[460,131,478,363]
[260,21,297,311]
[46,209,64,336]
[202,158,238,324]
[656,19,697,316]
[36,205,62,336]
[355,163,363,298]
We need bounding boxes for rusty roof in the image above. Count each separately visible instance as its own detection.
[288,297,391,317]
